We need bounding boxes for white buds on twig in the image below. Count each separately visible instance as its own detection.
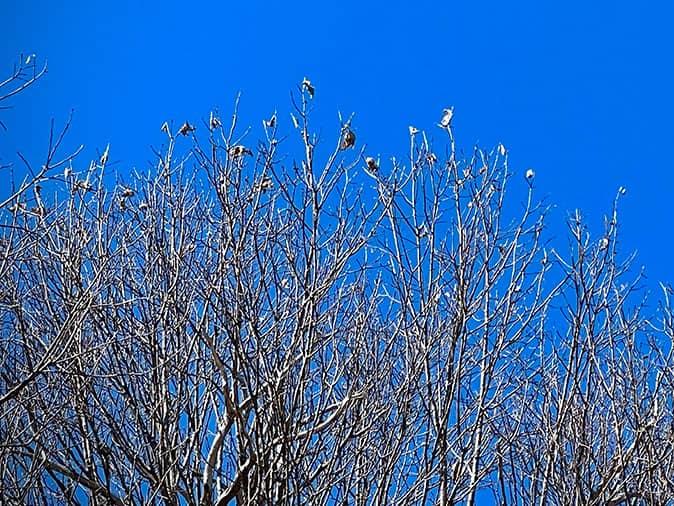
[302,77,314,98]
[525,168,535,180]
[439,107,454,128]
[99,144,110,166]
[263,113,276,129]
[210,112,222,130]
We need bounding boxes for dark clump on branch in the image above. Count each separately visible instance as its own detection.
[178,121,196,136]
[340,126,356,150]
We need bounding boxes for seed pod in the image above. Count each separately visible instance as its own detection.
[340,128,356,150]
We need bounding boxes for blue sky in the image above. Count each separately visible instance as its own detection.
[2,0,673,286]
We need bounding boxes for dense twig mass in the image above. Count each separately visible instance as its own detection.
[1,71,673,505]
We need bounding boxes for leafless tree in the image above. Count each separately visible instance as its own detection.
[1,72,673,505]
[495,204,674,505]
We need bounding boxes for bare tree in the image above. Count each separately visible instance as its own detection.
[496,203,674,505]
[1,72,673,505]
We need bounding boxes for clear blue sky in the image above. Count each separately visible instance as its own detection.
[2,0,673,286]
